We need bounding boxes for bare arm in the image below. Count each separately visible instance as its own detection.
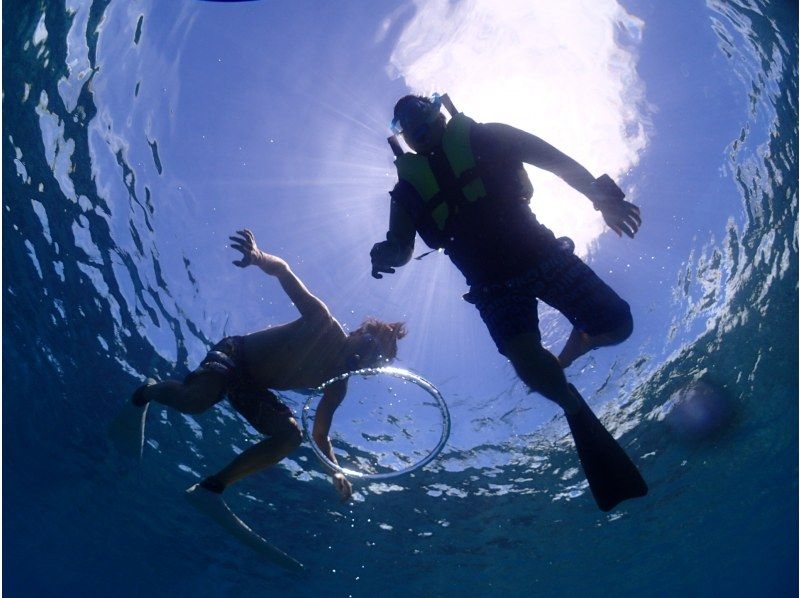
[311,379,353,501]
[270,263,329,320]
[484,123,642,238]
[229,229,330,319]
[485,122,597,196]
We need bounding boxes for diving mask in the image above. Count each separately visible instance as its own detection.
[390,93,443,142]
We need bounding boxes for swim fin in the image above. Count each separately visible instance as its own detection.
[565,384,648,511]
[185,485,305,572]
[108,378,156,460]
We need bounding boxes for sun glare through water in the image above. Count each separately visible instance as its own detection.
[385,0,651,256]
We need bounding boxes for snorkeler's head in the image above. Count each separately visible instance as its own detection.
[346,317,407,369]
[392,94,446,153]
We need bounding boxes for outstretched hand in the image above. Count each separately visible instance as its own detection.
[589,175,641,239]
[229,229,286,274]
[229,229,260,267]
[599,199,641,239]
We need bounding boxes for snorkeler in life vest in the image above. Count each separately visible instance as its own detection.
[370,94,647,512]
[110,229,406,567]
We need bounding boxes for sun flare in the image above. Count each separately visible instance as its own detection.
[385,0,649,256]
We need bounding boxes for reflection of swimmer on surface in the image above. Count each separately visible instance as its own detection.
[111,228,406,503]
[371,94,647,511]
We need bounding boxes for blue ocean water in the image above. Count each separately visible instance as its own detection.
[3,0,797,596]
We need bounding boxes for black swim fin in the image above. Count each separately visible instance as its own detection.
[565,384,648,512]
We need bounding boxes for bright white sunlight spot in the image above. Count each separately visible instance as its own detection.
[385,0,650,256]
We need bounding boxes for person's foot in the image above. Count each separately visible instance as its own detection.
[185,483,229,517]
[107,378,156,459]
[130,378,156,406]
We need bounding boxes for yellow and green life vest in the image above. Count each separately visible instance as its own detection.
[393,113,488,247]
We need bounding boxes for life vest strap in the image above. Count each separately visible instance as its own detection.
[442,114,476,178]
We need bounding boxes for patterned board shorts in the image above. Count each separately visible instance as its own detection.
[186,336,294,434]
[468,245,631,355]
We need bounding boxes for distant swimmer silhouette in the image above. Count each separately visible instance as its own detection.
[370,94,647,512]
[110,228,406,567]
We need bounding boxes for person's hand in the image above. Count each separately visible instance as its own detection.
[229,229,286,274]
[598,199,641,239]
[229,229,261,267]
[589,175,641,239]
[332,472,353,502]
[370,241,396,279]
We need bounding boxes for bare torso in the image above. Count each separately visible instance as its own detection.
[239,315,348,390]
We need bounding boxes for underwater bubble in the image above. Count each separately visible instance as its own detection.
[665,380,735,441]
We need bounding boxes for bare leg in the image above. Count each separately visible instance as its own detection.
[504,332,581,414]
[184,421,306,570]
[111,372,228,459]
[557,318,634,369]
[140,371,226,414]
[214,421,303,487]
[557,327,590,369]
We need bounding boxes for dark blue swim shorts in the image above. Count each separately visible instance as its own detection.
[468,246,631,355]
[186,336,294,433]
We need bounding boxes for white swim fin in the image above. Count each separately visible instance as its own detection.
[185,484,305,572]
[108,378,155,460]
